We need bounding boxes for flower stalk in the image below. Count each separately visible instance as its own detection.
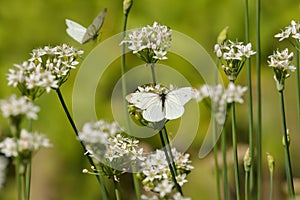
[279,91,295,198]
[256,0,262,198]
[55,88,109,200]
[267,153,274,200]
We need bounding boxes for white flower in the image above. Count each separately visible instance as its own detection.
[0,129,51,157]
[214,44,223,58]
[173,192,191,200]
[268,48,295,91]
[176,174,188,186]
[0,138,17,157]
[215,40,255,81]
[0,95,40,120]
[274,20,300,42]
[79,120,144,171]
[196,84,227,125]
[268,48,295,71]
[140,148,193,198]
[141,194,159,200]
[121,22,172,63]
[7,44,83,98]
[275,29,291,41]
[225,83,247,104]
[0,156,8,191]
[153,179,174,198]
[239,43,256,58]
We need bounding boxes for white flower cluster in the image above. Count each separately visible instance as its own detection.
[268,48,295,71]
[140,148,193,199]
[79,120,144,169]
[268,48,295,91]
[0,156,8,191]
[214,40,256,81]
[195,83,247,125]
[0,129,52,157]
[7,44,83,99]
[0,95,40,120]
[214,40,256,59]
[122,21,172,63]
[275,20,300,42]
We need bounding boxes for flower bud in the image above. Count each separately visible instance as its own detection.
[243,148,251,172]
[266,152,275,174]
[282,129,290,147]
[123,0,133,15]
[217,26,229,44]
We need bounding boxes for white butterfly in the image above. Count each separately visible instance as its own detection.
[126,87,196,122]
[65,8,107,44]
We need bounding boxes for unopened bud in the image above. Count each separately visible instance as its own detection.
[243,148,251,172]
[217,26,229,44]
[282,129,290,147]
[123,0,133,15]
[266,152,275,174]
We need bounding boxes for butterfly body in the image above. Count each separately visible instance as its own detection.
[65,8,107,44]
[126,87,196,122]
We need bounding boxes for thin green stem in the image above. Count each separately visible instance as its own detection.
[245,171,249,200]
[256,0,262,199]
[231,102,240,200]
[25,156,32,200]
[213,57,221,200]
[10,122,22,200]
[121,11,142,200]
[221,128,229,200]
[55,88,109,200]
[114,180,121,200]
[244,0,254,197]
[213,118,221,200]
[25,119,33,200]
[159,128,183,195]
[15,154,22,200]
[150,63,157,85]
[269,171,273,200]
[295,45,300,134]
[279,91,295,198]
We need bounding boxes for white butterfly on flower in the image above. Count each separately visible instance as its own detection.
[65,8,107,44]
[126,85,197,122]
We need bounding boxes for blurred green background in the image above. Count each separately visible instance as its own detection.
[1,0,300,199]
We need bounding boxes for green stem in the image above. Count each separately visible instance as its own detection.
[256,0,262,198]
[25,120,33,200]
[55,88,109,200]
[15,155,22,200]
[150,63,157,85]
[114,180,121,200]
[213,118,221,200]
[10,121,22,200]
[221,128,229,200]
[269,171,273,200]
[25,156,32,200]
[245,171,249,200]
[159,127,183,195]
[295,45,300,135]
[121,11,142,200]
[279,91,295,198]
[231,101,240,200]
[244,0,254,196]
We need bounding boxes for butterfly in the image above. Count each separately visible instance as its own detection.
[65,8,107,44]
[126,87,196,122]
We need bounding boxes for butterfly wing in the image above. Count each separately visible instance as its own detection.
[164,87,196,120]
[126,92,165,122]
[65,19,87,44]
[142,102,165,122]
[82,8,107,44]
